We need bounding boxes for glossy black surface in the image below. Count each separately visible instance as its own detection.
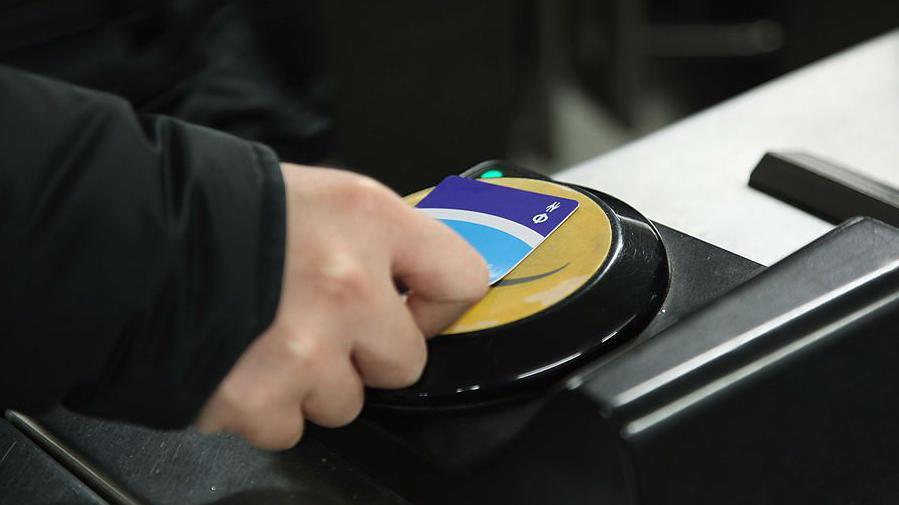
[25,166,764,505]
[370,167,670,408]
[582,218,899,505]
[0,418,109,505]
[28,218,759,505]
[312,222,765,504]
[331,223,899,504]
[749,151,899,227]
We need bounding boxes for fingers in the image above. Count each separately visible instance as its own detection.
[195,370,305,451]
[302,355,365,428]
[194,167,490,451]
[351,284,428,389]
[240,405,305,451]
[390,207,490,336]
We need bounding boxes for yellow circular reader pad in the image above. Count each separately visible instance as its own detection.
[406,178,613,334]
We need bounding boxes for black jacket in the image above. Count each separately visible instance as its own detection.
[0,1,296,428]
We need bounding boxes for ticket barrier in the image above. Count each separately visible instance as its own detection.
[5,161,899,505]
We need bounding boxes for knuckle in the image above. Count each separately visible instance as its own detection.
[232,391,271,421]
[220,377,263,414]
[278,418,305,449]
[347,173,392,198]
[194,404,226,434]
[389,338,428,387]
[284,332,331,373]
[364,346,425,389]
[341,175,394,214]
[328,263,370,297]
[238,408,305,450]
[338,383,365,425]
[242,424,269,447]
[224,378,286,424]
[317,389,364,428]
[312,254,373,304]
[247,421,304,451]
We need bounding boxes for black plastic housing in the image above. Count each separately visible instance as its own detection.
[749,151,899,227]
[9,165,899,505]
[371,180,669,409]
[315,218,899,505]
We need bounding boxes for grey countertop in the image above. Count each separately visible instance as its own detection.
[558,29,899,266]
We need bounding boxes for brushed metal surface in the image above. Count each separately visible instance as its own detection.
[0,417,108,505]
[37,409,409,505]
[558,29,899,265]
[6,411,142,505]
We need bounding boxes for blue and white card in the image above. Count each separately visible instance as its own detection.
[416,176,579,284]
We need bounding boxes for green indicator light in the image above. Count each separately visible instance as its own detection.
[479,169,504,179]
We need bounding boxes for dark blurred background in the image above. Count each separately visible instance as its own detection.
[10,1,894,195]
[244,0,898,194]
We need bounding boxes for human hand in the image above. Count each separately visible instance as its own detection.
[195,164,488,449]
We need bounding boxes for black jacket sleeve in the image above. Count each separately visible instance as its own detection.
[0,65,286,428]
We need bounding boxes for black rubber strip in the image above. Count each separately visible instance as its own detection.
[749,151,899,227]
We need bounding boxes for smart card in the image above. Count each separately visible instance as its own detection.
[416,176,579,284]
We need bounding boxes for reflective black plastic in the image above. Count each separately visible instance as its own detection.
[369,162,669,408]
[18,162,770,505]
